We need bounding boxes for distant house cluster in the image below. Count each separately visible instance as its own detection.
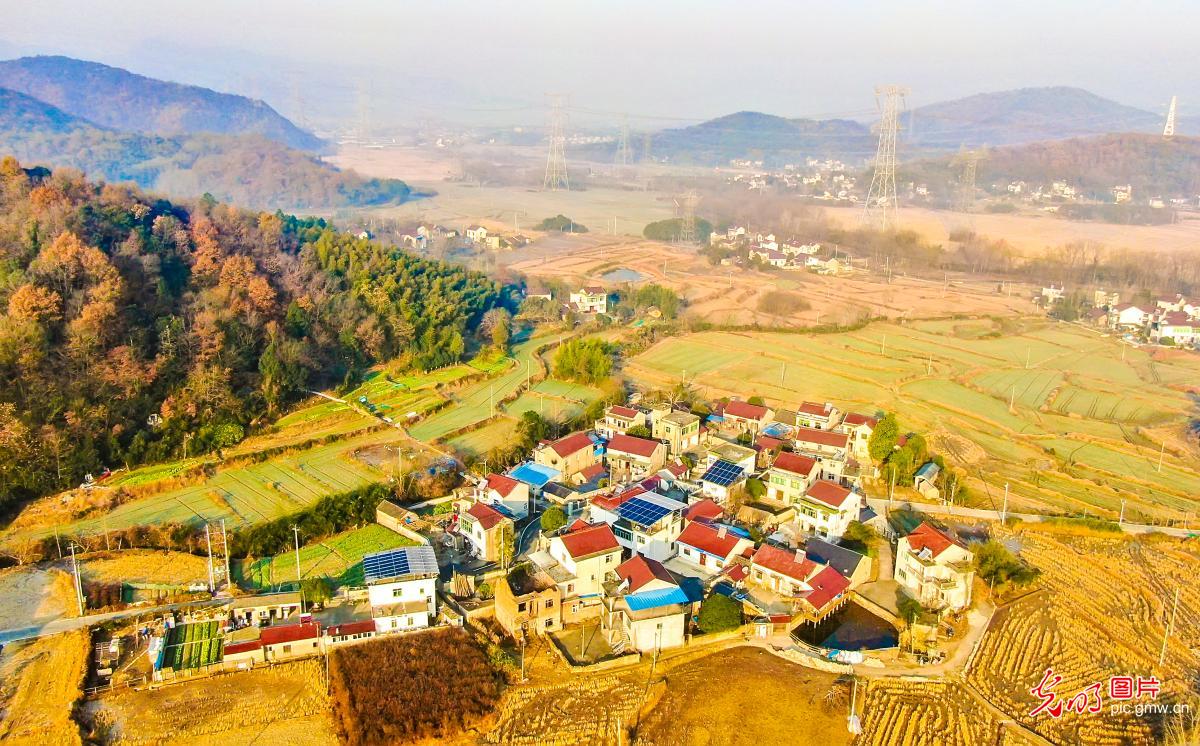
[1081,292,1200,348]
[709,226,852,275]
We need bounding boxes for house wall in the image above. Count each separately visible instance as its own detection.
[374,610,432,634]
[495,581,562,636]
[534,445,598,478]
[795,499,857,540]
[894,541,974,611]
[265,638,321,662]
[368,577,437,612]
[489,483,531,519]
[766,468,815,505]
[627,611,687,652]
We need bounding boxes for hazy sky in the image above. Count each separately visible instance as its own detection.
[2,0,1194,128]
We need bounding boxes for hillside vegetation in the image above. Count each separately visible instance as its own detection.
[0,55,322,150]
[0,158,503,512]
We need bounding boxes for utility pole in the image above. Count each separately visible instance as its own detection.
[888,465,896,506]
[1118,499,1126,526]
[1001,482,1009,522]
[863,85,909,230]
[1159,587,1180,666]
[205,523,215,593]
[543,93,570,191]
[292,525,303,603]
[69,543,84,616]
[1163,95,1177,139]
[221,519,231,592]
[1157,441,1165,473]
[54,525,62,560]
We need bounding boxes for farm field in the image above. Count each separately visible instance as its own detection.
[0,630,89,745]
[161,621,223,672]
[507,235,1033,328]
[854,679,1019,746]
[624,319,1200,522]
[86,659,336,745]
[235,524,417,591]
[965,529,1200,745]
[73,550,209,587]
[0,566,76,631]
[446,418,518,458]
[636,646,851,746]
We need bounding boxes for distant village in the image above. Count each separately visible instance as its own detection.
[1039,286,1200,349]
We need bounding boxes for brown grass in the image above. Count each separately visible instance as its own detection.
[0,565,77,629]
[0,630,89,745]
[70,550,209,586]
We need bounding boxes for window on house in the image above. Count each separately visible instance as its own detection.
[567,583,574,593]
[393,587,404,597]
[544,599,554,609]
[518,602,527,612]
[572,604,579,613]
[545,618,554,628]
[282,645,291,653]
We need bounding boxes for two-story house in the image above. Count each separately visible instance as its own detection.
[764,451,820,505]
[602,555,691,653]
[529,522,623,622]
[796,480,859,540]
[569,286,608,314]
[721,400,774,437]
[894,522,975,612]
[595,404,647,439]
[604,434,667,481]
[747,544,850,622]
[495,562,563,637]
[362,545,439,633]
[796,401,840,430]
[533,431,600,481]
[477,473,531,519]
[460,501,514,563]
[837,412,878,463]
[651,409,701,457]
[673,520,754,577]
[593,489,687,563]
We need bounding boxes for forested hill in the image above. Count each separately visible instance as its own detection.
[0,56,323,151]
[0,158,506,510]
[648,111,873,166]
[0,86,411,210]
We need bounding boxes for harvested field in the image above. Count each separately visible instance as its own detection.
[625,320,1200,522]
[72,550,209,587]
[0,565,77,630]
[0,630,88,745]
[965,530,1200,745]
[86,659,335,746]
[636,646,851,746]
[855,679,1020,746]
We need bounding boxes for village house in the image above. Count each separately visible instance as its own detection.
[791,427,850,480]
[650,408,701,457]
[682,498,725,525]
[592,488,687,562]
[837,412,878,463]
[705,441,758,474]
[1111,303,1152,330]
[542,482,588,517]
[228,591,302,627]
[604,433,667,481]
[746,544,850,622]
[913,461,941,501]
[1151,312,1198,346]
[697,458,746,504]
[495,562,563,637]
[795,480,860,540]
[324,620,378,648]
[804,537,872,587]
[595,404,647,439]
[764,451,820,505]
[261,622,322,662]
[673,520,754,578]
[533,431,600,480]
[524,284,553,302]
[363,545,439,633]
[894,522,975,612]
[465,225,490,244]
[795,401,840,430]
[476,473,531,519]
[460,501,514,563]
[529,522,623,622]
[720,400,774,437]
[749,247,788,267]
[602,555,691,653]
[569,286,608,314]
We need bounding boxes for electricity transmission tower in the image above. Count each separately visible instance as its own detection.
[543,94,570,191]
[953,147,987,213]
[1164,95,1178,139]
[863,85,909,230]
[675,190,700,243]
[615,115,632,166]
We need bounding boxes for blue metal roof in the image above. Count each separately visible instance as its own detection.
[625,586,691,611]
[762,422,792,437]
[701,459,745,487]
[509,462,560,488]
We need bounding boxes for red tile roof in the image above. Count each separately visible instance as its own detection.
[223,639,263,655]
[906,522,964,559]
[486,473,522,497]
[752,544,817,583]
[466,501,508,530]
[805,481,854,509]
[606,434,661,458]
[326,620,376,637]
[724,400,769,420]
[723,564,748,582]
[793,427,848,448]
[259,622,320,647]
[590,488,639,512]
[558,522,620,559]
[609,405,640,419]
[677,521,744,560]
[683,498,724,523]
[579,462,607,481]
[616,554,675,593]
[664,461,689,478]
[756,435,785,452]
[566,518,593,532]
[798,401,833,417]
[842,412,878,428]
[772,451,818,477]
[1163,311,1191,325]
[802,565,850,611]
[549,431,593,457]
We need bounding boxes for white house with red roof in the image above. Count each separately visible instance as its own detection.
[534,522,623,602]
[894,522,975,611]
[533,431,600,480]
[1151,311,1198,346]
[796,480,860,540]
[602,555,690,653]
[604,433,667,481]
[1112,303,1153,330]
[747,543,850,621]
[591,486,687,563]
[764,451,820,505]
[792,426,849,461]
[595,404,646,439]
[460,501,514,563]
[796,401,840,430]
[673,521,754,577]
[837,412,878,463]
[569,286,608,314]
[720,399,774,437]
[475,473,531,519]
[682,497,725,524]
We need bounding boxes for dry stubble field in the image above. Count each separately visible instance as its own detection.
[0,630,89,745]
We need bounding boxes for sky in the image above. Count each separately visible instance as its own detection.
[2,0,1195,130]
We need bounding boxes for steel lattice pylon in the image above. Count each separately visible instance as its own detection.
[543,93,570,191]
[863,85,909,230]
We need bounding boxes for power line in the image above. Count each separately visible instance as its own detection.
[863,85,909,230]
[543,93,570,191]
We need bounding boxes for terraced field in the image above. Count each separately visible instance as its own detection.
[625,319,1200,522]
[234,524,417,590]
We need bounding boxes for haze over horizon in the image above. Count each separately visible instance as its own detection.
[2,0,1195,130]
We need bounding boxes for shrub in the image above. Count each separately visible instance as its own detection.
[696,594,743,633]
[540,506,568,533]
[330,629,501,745]
[974,540,1040,591]
[756,290,811,315]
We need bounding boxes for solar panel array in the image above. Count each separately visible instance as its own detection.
[702,459,744,487]
[362,545,438,584]
[617,496,673,527]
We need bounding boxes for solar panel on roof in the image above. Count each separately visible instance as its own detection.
[362,545,438,584]
[616,496,673,527]
[701,459,744,487]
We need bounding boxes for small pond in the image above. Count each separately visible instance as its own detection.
[600,267,646,283]
[793,601,898,651]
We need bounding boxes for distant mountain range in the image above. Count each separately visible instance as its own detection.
[0,57,412,210]
[0,55,322,151]
[643,87,1197,167]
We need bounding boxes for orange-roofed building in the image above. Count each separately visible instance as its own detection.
[475,473,531,518]
[533,431,600,480]
[894,522,975,611]
[460,501,515,563]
